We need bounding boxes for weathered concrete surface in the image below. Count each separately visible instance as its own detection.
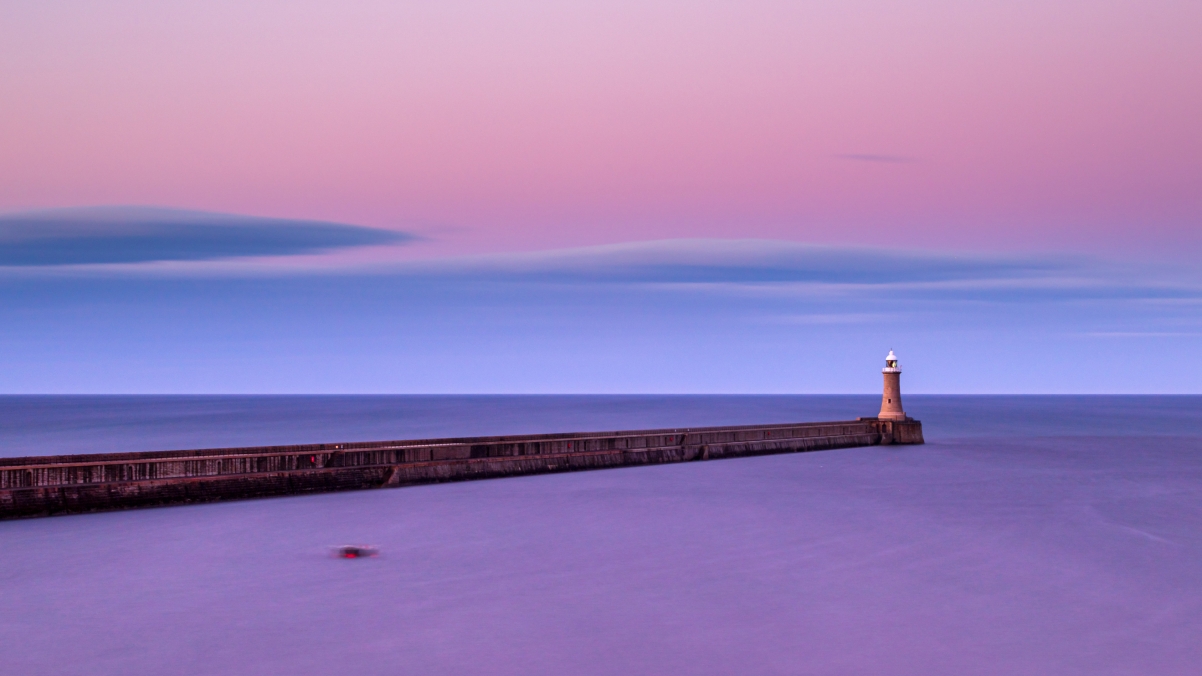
[0,419,923,519]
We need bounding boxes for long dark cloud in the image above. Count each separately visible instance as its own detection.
[386,239,1202,313]
[0,206,412,266]
[401,239,1071,287]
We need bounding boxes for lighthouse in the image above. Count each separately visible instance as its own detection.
[878,350,907,421]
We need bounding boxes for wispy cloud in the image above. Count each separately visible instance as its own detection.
[0,236,1197,392]
[396,239,1064,286]
[761,312,900,326]
[1085,332,1202,338]
[5,223,1200,312]
[0,206,413,266]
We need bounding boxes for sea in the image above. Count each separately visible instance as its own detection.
[2,395,1200,675]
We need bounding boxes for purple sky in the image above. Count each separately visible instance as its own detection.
[0,1,1199,393]
[2,0,1199,258]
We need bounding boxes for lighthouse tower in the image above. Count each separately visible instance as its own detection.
[879,350,907,421]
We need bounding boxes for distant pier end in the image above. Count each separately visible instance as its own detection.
[1,357,923,519]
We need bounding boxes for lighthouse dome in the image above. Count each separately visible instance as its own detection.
[883,349,900,371]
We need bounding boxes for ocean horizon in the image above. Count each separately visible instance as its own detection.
[1,393,1198,458]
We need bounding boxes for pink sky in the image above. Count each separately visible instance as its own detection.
[1,0,1199,258]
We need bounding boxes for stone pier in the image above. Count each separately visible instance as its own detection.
[0,418,923,519]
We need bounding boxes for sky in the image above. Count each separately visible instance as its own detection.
[0,0,1199,393]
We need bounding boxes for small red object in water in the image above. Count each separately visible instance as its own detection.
[334,545,378,559]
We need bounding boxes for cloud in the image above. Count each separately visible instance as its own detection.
[761,312,900,325]
[399,239,1072,287]
[375,240,1202,336]
[0,206,412,266]
[5,223,1199,312]
[1085,332,1202,338]
[0,237,1198,392]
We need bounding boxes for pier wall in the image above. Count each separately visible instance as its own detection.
[0,419,923,519]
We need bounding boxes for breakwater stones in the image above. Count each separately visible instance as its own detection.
[0,418,923,519]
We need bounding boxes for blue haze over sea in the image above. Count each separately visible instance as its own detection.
[2,208,1201,395]
[3,395,1201,675]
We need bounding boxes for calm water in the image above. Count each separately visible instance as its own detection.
[2,395,1201,675]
